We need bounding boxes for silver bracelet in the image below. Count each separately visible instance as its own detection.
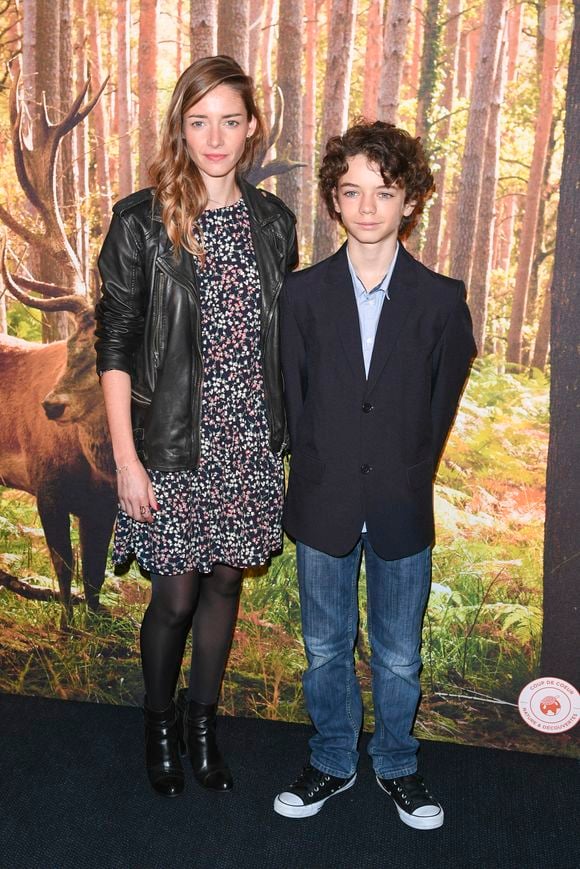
[115,458,139,474]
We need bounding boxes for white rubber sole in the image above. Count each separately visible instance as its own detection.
[273,773,357,818]
[376,776,444,830]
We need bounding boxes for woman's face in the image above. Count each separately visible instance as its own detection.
[182,83,256,183]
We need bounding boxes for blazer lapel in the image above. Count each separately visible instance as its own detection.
[365,244,421,394]
[326,244,367,385]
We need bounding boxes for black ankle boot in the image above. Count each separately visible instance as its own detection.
[143,698,185,797]
[176,688,233,791]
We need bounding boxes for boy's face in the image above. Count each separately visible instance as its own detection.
[332,154,416,247]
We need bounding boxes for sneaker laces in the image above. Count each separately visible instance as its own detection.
[290,764,331,794]
[392,774,434,807]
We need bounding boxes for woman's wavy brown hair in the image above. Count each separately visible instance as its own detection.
[319,120,435,239]
[149,55,267,258]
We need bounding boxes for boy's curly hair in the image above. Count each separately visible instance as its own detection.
[319,120,435,239]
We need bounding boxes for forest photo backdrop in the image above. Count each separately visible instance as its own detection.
[0,0,578,757]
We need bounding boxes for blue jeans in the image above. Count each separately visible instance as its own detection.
[296,536,431,779]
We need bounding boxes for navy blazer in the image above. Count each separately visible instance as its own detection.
[280,242,476,561]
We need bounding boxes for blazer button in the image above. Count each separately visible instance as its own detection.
[360,464,372,474]
[362,402,374,413]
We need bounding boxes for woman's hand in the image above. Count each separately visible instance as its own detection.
[116,459,159,523]
[99,372,159,523]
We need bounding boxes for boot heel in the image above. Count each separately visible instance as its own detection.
[178,689,233,791]
[144,697,185,798]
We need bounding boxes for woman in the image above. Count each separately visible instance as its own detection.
[95,56,297,798]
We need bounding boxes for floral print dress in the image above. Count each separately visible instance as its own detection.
[113,198,284,575]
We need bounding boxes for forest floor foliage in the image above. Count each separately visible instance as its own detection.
[0,359,576,756]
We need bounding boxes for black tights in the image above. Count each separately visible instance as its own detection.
[140,564,243,710]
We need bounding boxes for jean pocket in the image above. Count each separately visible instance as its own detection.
[406,457,433,490]
[291,451,326,484]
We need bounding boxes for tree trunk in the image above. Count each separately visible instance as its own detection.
[117,0,133,198]
[22,0,37,123]
[313,0,358,263]
[260,0,277,137]
[1,0,21,72]
[107,14,118,195]
[35,1,59,119]
[468,19,481,77]
[406,0,423,96]
[363,0,384,119]
[176,0,183,75]
[525,255,546,359]
[523,249,552,368]
[0,0,22,322]
[73,0,90,290]
[531,282,550,371]
[494,191,518,274]
[217,0,249,70]
[249,0,262,81]
[138,0,158,187]
[507,1,522,81]
[469,32,506,353]
[0,0,18,335]
[88,2,113,232]
[190,0,217,62]
[440,193,456,270]
[422,0,461,270]
[378,0,412,123]
[301,0,317,252]
[416,0,442,138]
[457,26,468,98]
[35,0,68,341]
[21,0,39,300]
[524,116,557,344]
[276,0,304,216]
[506,0,560,365]
[59,0,76,224]
[449,0,507,285]
[540,12,580,687]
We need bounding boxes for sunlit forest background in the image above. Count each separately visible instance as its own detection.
[0,0,577,757]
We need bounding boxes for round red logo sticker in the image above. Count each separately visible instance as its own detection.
[518,678,579,733]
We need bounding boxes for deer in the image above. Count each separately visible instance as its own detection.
[0,58,117,617]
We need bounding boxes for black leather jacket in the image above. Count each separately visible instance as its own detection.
[94,179,298,470]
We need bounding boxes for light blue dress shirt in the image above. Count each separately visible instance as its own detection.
[346,243,399,532]
[346,242,399,378]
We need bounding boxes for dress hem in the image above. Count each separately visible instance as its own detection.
[111,545,283,577]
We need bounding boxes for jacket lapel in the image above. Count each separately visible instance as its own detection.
[154,205,200,300]
[365,244,420,394]
[240,178,287,340]
[326,244,367,385]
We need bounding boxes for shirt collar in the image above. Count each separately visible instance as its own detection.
[346,242,399,301]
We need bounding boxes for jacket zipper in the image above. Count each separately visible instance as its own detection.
[131,386,152,407]
[261,277,286,453]
[191,291,203,464]
[156,257,204,465]
[152,272,165,368]
[262,278,283,352]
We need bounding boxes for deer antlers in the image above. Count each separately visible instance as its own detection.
[247,86,306,185]
[0,230,88,313]
[0,54,107,300]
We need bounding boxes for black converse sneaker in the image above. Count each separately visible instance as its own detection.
[274,764,357,818]
[376,773,444,830]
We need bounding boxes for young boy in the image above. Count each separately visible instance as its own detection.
[274,121,476,829]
